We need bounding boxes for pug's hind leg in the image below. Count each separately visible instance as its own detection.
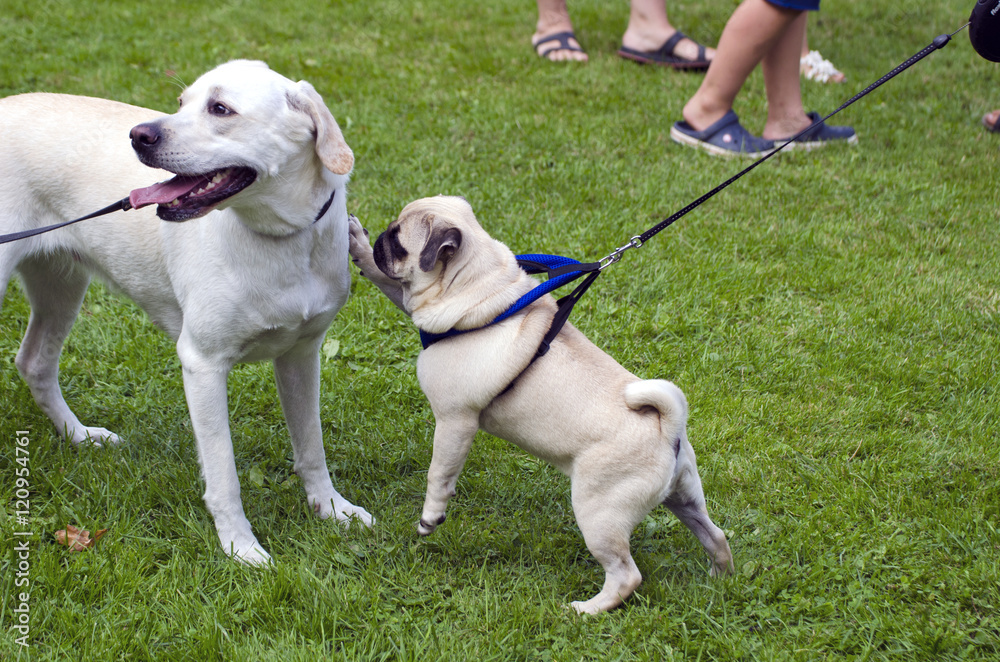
[417,414,480,535]
[663,439,734,576]
[569,487,644,615]
[663,496,733,576]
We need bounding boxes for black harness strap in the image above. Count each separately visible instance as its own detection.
[533,268,601,359]
[491,270,603,399]
[517,258,602,280]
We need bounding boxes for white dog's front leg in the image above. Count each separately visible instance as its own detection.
[418,414,480,535]
[274,342,373,527]
[178,339,271,566]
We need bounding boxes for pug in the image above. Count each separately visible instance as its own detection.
[348,196,733,614]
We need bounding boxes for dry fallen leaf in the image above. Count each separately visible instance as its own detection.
[55,524,108,552]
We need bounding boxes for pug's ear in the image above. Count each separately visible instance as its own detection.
[419,226,462,272]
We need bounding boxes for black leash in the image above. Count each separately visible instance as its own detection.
[0,197,132,245]
[597,27,966,269]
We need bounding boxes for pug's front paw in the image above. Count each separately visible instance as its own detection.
[347,215,375,275]
[417,514,446,536]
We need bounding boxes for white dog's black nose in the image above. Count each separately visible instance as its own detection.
[129,123,161,151]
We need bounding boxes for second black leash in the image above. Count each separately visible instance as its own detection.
[0,197,132,245]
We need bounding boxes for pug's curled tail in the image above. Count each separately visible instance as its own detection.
[623,379,689,443]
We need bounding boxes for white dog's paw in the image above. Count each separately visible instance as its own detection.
[336,502,375,528]
[225,538,273,567]
[569,599,604,616]
[416,513,445,536]
[312,495,375,528]
[69,427,121,447]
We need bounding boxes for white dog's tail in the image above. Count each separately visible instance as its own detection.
[623,379,689,445]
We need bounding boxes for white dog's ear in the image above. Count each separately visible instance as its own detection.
[419,225,463,272]
[288,82,354,175]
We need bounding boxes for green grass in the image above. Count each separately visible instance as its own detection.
[2,0,998,658]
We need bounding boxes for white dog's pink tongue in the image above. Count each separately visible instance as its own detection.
[129,175,204,209]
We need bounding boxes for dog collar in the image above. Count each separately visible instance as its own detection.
[314,189,336,223]
[418,253,601,350]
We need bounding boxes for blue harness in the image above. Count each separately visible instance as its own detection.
[419,253,602,358]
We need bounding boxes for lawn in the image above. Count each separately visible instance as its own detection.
[1,0,998,659]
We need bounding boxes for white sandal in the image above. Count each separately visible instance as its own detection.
[800,50,845,83]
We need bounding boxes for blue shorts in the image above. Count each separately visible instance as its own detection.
[765,0,820,11]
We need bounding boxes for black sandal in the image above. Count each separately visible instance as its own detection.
[617,31,710,71]
[533,31,587,61]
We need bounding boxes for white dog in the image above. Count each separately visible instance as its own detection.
[0,60,372,564]
[349,196,733,613]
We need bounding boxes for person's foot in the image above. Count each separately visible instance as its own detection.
[620,28,715,68]
[680,97,730,135]
[800,50,846,83]
[983,109,1000,132]
[533,30,588,62]
[773,111,858,150]
[762,112,817,142]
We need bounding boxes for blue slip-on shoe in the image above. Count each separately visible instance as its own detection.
[670,110,776,158]
[779,111,858,150]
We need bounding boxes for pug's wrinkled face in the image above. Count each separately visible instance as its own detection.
[371,199,466,288]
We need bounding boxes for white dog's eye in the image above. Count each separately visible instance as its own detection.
[209,102,234,117]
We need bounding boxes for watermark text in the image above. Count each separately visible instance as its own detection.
[11,430,32,648]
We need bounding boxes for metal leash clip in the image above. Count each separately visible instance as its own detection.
[599,235,643,270]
